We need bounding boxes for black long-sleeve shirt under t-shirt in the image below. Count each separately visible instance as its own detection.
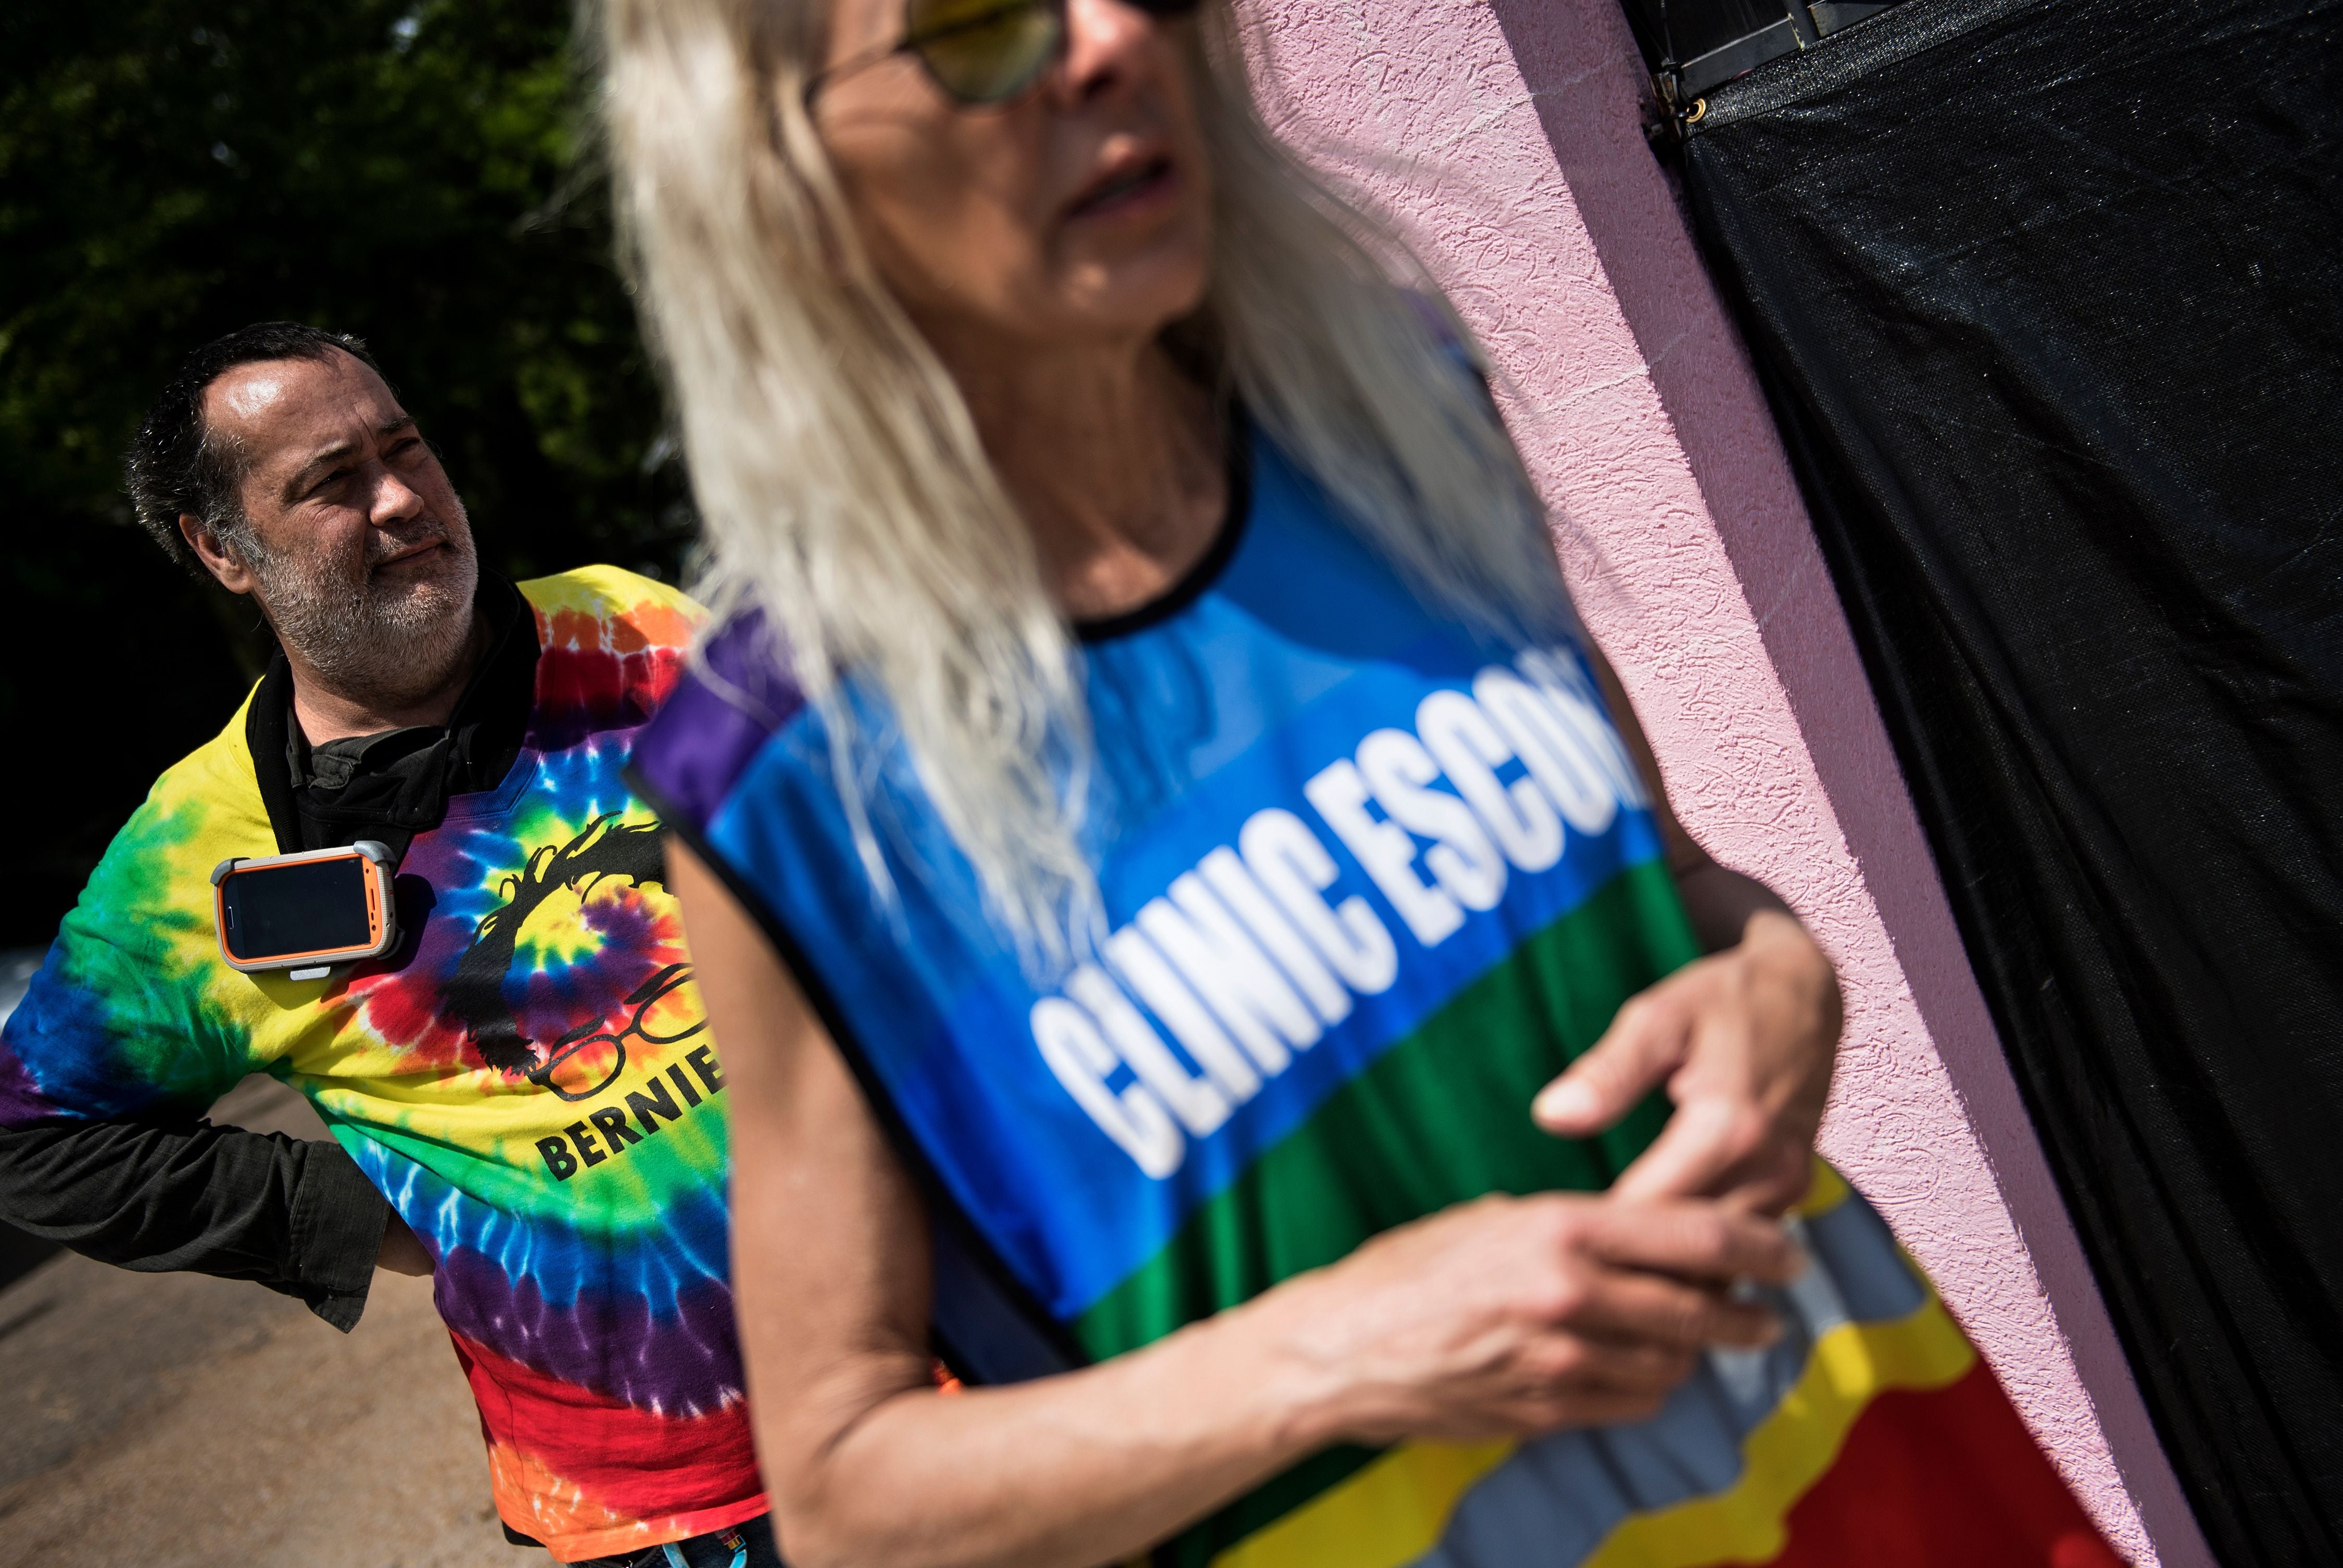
[0,578,538,1329]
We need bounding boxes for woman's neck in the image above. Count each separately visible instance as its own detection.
[941,331,1227,624]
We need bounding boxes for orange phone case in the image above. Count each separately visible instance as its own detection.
[210,840,398,977]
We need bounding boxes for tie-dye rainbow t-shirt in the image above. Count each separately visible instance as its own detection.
[0,567,760,1561]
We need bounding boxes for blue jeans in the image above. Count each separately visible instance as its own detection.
[573,1513,785,1568]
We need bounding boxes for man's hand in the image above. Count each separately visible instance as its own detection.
[1533,909,1840,1215]
[377,1209,434,1275]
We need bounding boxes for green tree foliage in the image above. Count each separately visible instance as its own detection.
[0,0,682,945]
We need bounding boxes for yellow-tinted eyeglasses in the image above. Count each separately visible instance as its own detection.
[806,0,1203,109]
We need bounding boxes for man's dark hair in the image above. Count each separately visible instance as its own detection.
[124,322,385,576]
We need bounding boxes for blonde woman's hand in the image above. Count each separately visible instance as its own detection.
[1252,1190,1800,1446]
[1531,909,1841,1216]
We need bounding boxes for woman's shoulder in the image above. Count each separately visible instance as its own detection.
[624,610,810,839]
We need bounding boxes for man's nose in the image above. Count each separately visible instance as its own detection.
[370,464,427,526]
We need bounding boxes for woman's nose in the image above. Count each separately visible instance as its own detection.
[1054,0,1158,103]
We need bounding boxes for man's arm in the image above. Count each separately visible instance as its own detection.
[0,1109,399,1330]
[0,738,428,1324]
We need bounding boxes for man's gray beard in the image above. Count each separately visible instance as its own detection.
[247,531,482,711]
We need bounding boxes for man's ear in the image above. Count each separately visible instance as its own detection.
[179,512,255,595]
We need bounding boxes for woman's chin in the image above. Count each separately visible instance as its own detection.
[1048,252,1213,345]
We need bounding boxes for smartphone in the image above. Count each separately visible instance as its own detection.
[211,841,398,979]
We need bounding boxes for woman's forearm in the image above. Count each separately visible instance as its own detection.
[766,1285,1342,1568]
[756,1188,1796,1568]
[1670,856,1792,953]
[698,825,1338,1568]
[1582,641,1806,959]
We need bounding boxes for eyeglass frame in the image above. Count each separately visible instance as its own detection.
[801,0,1201,110]
[526,960,705,1103]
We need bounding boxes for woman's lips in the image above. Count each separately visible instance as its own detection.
[1066,154,1177,220]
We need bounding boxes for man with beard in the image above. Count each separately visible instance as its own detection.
[0,324,777,1567]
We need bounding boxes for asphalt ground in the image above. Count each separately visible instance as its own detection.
[0,1076,521,1568]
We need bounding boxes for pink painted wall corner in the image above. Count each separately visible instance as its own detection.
[1247,0,2215,1560]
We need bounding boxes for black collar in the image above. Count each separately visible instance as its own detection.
[1072,403,1254,644]
[244,573,541,859]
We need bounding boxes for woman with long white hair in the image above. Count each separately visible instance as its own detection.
[609,0,2121,1561]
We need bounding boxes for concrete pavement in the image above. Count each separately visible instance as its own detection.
[0,1077,518,1568]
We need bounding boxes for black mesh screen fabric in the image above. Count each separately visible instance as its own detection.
[1675,0,2343,1560]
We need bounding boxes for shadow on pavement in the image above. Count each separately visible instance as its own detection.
[0,951,59,1294]
[0,1074,515,1568]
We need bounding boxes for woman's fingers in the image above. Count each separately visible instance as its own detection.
[1494,1328,1736,1435]
[1565,1266,1784,1352]
[1540,916,1837,1216]
[1504,1335,1697,1408]
[1606,1096,1766,1207]
[1573,1195,1803,1287]
[1532,991,1691,1137]
[1527,1195,1794,1354]
[1569,1335,1703,1393]
[1304,1191,1804,1449]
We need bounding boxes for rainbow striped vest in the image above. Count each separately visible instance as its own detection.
[630,433,2114,1567]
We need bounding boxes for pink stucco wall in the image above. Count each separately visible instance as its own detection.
[1248,1,2213,1562]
